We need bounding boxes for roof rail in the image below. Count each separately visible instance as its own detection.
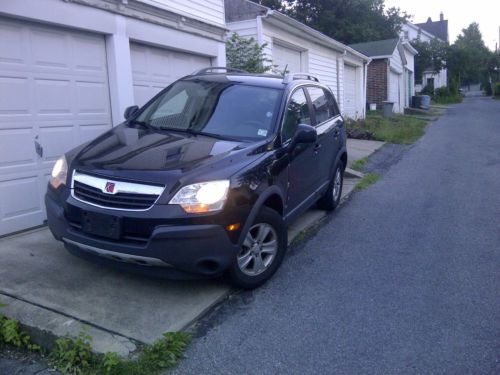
[282,73,320,84]
[191,67,247,75]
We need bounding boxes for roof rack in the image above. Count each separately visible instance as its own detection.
[191,67,248,75]
[282,73,320,84]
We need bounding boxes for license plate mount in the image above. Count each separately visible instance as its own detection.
[81,211,121,240]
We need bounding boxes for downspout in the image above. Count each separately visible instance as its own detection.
[363,59,371,118]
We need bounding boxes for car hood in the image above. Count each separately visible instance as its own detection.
[69,124,268,187]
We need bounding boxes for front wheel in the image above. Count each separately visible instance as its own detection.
[228,207,287,289]
[317,161,343,211]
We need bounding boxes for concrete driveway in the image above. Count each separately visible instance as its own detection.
[0,140,380,356]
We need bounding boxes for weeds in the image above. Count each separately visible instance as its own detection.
[351,156,369,171]
[355,173,381,191]
[347,113,427,145]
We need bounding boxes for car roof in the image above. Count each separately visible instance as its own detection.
[182,73,323,90]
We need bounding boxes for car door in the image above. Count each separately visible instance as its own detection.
[282,88,320,213]
[305,86,343,185]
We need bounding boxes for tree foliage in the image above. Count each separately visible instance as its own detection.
[225,33,272,73]
[252,0,410,44]
[411,38,448,85]
[447,23,492,86]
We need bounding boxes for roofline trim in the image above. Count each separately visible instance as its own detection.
[262,10,370,62]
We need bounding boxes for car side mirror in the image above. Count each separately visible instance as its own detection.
[123,105,139,120]
[293,123,317,145]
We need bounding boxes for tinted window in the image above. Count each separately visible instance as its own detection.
[137,80,282,140]
[306,86,339,125]
[282,89,311,142]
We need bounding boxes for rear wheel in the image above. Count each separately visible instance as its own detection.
[317,161,343,211]
[229,207,287,289]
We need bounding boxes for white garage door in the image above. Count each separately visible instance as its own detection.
[272,43,302,74]
[0,18,112,236]
[389,71,401,113]
[130,43,211,107]
[343,65,357,119]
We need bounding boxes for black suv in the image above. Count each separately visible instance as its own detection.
[45,68,347,289]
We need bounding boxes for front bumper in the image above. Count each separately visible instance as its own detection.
[45,189,240,279]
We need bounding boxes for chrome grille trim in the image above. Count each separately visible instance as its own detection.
[71,171,165,211]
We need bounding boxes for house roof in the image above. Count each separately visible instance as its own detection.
[348,38,399,58]
[415,17,448,42]
[225,0,370,62]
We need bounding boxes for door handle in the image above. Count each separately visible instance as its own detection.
[314,143,322,152]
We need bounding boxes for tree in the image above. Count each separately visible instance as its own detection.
[447,23,491,86]
[251,0,284,9]
[226,33,272,73]
[251,0,410,44]
[411,38,448,85]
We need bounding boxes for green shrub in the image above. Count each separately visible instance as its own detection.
[494,82,500,97]
[49,331,96,375]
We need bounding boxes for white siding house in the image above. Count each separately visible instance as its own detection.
[225,0,370,120]
[0,0,226,236]
[401,21,448,92]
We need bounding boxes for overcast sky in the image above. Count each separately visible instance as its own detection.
[384,0,500,50]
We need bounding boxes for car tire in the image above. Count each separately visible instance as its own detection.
[317,161,343,211]
[229,206,287,290]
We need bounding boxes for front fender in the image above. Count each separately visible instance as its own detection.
[237,185,286,246]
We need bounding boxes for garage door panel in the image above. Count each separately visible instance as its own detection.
[343,65,357,119]
[0,21,25,65]
[75,81,109,114]
[35,78,72,114]
[0,175,42,219]
[31,28,70,68]
[0,18,112,236]
[273,44,301,73]
[0,128,36,168]
[131,43,211,107]
[72,35,107,73]
[0,76,30,115]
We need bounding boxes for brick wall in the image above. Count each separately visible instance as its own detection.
[367,59,388,108]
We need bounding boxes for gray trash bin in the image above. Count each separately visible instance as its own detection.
[382,101,394,116]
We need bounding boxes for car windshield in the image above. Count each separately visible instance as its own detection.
[135,79,283,141]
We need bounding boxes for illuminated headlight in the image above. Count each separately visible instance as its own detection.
[50,155,68,189]
[169,180,230,213]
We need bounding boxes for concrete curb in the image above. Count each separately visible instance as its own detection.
[344,168,364,179]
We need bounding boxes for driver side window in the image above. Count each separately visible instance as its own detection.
[282,88,311,143]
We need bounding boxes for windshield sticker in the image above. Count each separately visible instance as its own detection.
[266,111,272,118]
[257,129,268,137]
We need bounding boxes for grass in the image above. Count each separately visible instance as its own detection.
[1,303,190,375]
[351,156,369,172]
[355,173,380,191]
[347,113,427,145]
[431,95,463,105]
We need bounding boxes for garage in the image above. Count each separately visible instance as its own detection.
[0,18,112,236]
[343,65,358,119]
[389,70,402,113]
[272,43,302,73]
[130,43,212,107]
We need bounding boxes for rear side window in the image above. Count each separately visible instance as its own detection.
[306,86,340,125]
[282,88,311,142]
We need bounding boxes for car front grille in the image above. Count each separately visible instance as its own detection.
[71,171,165,211]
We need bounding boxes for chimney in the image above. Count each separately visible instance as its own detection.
[427,17,432,23]
[440,12,444,21]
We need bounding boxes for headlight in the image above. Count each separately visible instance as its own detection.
[169,180,230,213]
[50,155,68,189]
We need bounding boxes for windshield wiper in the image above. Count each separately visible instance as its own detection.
[185,129,240,141]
